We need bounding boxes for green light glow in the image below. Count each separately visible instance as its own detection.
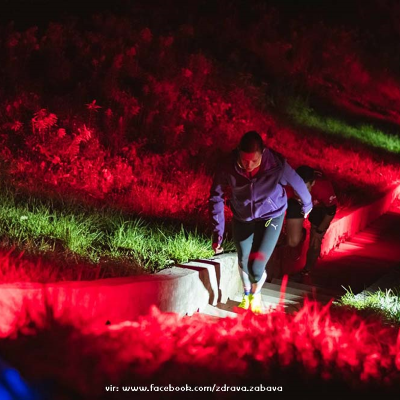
[288,100,400,154]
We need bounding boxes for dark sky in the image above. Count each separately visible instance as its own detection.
[0,0,395,50]
[1,0,128,28]
[0,0,372,27]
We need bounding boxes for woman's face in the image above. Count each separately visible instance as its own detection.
[238,150,262,172]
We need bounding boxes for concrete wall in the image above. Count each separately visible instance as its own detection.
[269,184,400,277]
[0,254,242,337]
[321,184,400,256]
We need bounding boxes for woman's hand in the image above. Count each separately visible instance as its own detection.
[212,243,224,254]
[310,230,325,248]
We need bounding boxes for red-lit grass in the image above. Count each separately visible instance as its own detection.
[0,301,399,398]
[0,247,104,283]
[0,4,400,398]
[1,7,399,224]
[0,3,399,280]
[5,112,399,225]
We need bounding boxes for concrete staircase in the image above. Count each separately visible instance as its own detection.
[201,200,400,319]
[201,277,342,318]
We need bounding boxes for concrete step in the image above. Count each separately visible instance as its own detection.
[200,292,285,318]
[201,303,238,319]
[261,283,334,305]
[271,278,343,299]
[200,278,337,319]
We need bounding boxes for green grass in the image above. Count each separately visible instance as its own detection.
[336,287,400,325]
[287,99,400,154]
[0,186,224,274]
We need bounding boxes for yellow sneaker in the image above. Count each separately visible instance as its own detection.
[249,293,263,314]
[238,294,250,310]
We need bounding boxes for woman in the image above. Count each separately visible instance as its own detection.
[209,131,312,313]
[286,165,337,278]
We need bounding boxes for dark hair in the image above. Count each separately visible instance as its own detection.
[238,131,264,153]
[296,165,315,183]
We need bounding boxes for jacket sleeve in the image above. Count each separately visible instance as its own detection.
[209,170,228,244]
[280,161,313,216]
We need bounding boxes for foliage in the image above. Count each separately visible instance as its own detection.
[337,287,400,325]
[0,0,400,276]
[0,187,216,279]
[1,301,400,397]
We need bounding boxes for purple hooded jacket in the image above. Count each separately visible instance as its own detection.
[209,148,312,244]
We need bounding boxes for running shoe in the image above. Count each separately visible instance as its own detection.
[300,268,310,276]
[238,294,250,310]
[249,293,263,314]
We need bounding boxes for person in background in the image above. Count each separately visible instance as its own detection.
[285,165,337,277]
[209,131,312,313]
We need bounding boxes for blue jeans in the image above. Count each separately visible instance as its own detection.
[233,213,284,283]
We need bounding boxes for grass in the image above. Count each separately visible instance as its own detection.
[287,99,400,154]
[0,185,229,278]
[336,287,400,325]
[1,300,400,398]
